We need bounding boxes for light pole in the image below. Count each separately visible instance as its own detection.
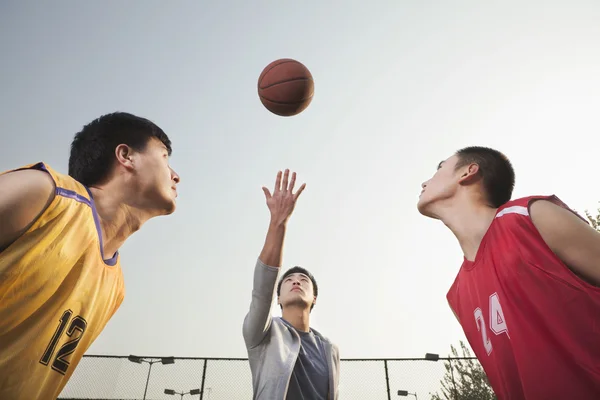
[128,355,175,400]
[397,390,418,399]
[165,388,201,399]
[425,352,458,399]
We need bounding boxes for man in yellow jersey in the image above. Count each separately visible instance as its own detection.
[0,112,180,399]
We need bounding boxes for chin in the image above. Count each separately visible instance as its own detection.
[158,199,177,215]
[164,202,177,215]
[283,296,310,308]
[417,199,438,219]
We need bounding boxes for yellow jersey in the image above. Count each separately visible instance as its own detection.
[0,162,125,399]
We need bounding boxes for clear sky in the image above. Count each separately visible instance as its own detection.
[2,1,600,399]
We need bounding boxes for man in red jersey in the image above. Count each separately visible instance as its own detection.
[417,146,600,399]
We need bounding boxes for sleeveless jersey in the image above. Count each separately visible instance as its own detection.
[446,195,600,399]
[0,162,125,400]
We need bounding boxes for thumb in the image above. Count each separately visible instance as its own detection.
[262,187,272,199]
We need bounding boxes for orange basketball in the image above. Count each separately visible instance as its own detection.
[257,59,314,117]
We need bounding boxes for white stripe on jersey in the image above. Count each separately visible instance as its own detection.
[496,205,529,218]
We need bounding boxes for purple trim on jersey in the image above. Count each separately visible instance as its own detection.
[15,162,119,266]
[85,187,119,266]
[55,187,92,207]
[54,186,119,266]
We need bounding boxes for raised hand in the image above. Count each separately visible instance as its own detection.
[262,169,306,226]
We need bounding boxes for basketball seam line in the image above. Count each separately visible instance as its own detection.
[259,77,311,90]
[260,94,314,105]
[258,60,299,83]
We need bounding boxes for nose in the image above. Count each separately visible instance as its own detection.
[421,181,427,189]
[171,167,180,184]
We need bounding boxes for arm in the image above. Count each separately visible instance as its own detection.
[529,199,600,286]
[242,257,280,349]
[0,169,55,251]
[242,169,306,349]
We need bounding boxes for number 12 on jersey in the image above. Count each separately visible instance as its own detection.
[39,309,88,375]
[474,292,509,355]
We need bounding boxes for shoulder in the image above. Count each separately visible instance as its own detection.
[1,162,55,189]
[1,162,89,199]
[527,195,588,224]
[496,195,552,216]
[311,326,336,346]
[0,163,59,250]
[490,195,586,249]
[0,162,59,206]
[269,317,287,332]
[527,195,593,243]
[526,195,600,286]
[37,163,90,200]
[496,195,586,223]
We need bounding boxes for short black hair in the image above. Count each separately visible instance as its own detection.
[455,146,515,208]
[277,266,318,311]
[68,112,172,186]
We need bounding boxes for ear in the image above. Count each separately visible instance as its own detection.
[115,144,135,170]
[312,296,317,306]
[457,163,480,185]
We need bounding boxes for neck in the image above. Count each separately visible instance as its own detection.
[282,306,311,332]
[437,197,498,262]
[89,185,153,259]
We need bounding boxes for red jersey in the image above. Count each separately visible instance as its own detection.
[447,195,600,399]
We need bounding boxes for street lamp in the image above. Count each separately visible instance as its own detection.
[128,355,175,400]
[425,352,458,399]
[398,390,418,399]
[164,388,201,399]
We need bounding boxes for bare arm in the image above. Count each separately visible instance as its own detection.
[0,169,55,251]
[529,199,600,286]
[242,170,306,349]
[258,221,286,268]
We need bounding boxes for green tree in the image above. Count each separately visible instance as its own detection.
[584,205,600,231]
[430,341,496,400]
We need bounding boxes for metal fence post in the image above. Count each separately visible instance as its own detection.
[384,359,391,400]
[199,358,208,400]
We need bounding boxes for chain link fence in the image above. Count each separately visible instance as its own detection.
[57,355,478,400]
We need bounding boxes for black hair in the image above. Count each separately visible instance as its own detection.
[455,146,515,208]
[68,112,171,186]
[277,266,318,311]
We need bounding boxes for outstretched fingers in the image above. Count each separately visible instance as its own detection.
[288,171,296,192]
[269,169,304,199]
[281,169,290,192]
[274,170,282,193]
[293,182,306,200]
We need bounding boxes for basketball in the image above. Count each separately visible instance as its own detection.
[257,59,314,117]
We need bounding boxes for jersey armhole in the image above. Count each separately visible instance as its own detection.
[524,195,600,290]
[0,163,58,253]
[526,195,590,224]
[17,163,59,219]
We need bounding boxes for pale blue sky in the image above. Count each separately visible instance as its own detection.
[2,1,600,398]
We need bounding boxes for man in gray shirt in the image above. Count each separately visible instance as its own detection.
[243,169,340,400]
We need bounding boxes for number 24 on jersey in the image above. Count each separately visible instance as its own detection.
[474,293,509,355]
